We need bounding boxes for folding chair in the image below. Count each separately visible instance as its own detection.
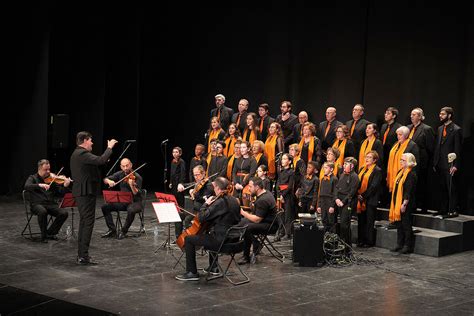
[254,209,285,262]
[205,225,250,286]
[115,189,147,237]
[21,190,52,240]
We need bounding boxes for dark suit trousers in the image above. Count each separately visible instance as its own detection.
[436,167,457,214]
[76,195,97,258]
[357,204,377,246]
[101,202,142,233]
[30,204,69,238]
[184,234,220,274]
[395,208,413,248]
[338,204,352,246]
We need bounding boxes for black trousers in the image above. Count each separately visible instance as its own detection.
[239,218,271,257]
[101,202,142,233]
[282,195,295,237]
[30,204,68,239]
[184,234,220,274]
[173,191,185,238]
[300,197,315,214]
[76,195,97,259]
[338,204,352,246]
[320,197,337,233]
[436,167,458,214]
[395,208,413,249]
[357,204,377,246]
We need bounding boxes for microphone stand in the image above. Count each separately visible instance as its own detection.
[161,141,168,192]
[106,142,133,177]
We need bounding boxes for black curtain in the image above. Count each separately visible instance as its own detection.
[7,3,474,212]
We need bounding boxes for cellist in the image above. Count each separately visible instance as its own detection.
[175,177,241,281]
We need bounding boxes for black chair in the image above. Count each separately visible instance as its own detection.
[254,209,285,262]
[21,190,52,240]
[115,189,147,237]
[205,225,250,286]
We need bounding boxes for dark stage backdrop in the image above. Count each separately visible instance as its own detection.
[7,3,474,212]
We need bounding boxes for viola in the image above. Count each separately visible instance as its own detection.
[44,173,72,185]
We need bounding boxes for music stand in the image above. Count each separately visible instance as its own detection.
[59,193,77,240]
[154,192,180,251]
[103,190,134,204]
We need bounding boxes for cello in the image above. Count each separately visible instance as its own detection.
[175,192,223,250]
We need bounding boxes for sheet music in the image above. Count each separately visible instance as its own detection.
[152,202,182,223]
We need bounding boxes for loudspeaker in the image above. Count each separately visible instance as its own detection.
[293,222,325,267]
[50,114,69,149]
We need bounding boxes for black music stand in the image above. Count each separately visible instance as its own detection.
[59,193,77,240]
[154,192,180,251]
[103,190,134,236]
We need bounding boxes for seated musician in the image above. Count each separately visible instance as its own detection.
[238,177,276,265]
[101,158,143,239]
[24,159,70,243]
[175,177,241,281]
[183,165,214,228]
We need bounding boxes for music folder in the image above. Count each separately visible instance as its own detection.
[59,192,76,208]
[103,190,133,204]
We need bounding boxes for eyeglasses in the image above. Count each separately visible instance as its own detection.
[400,159,407,162]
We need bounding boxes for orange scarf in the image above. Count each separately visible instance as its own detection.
[255,153,263,166]
[358,137,376,171]
[224,136,236,157]
[226,155,236,180]
[243,128,257,144]
[207,129,221,153]
[293,156,301,171]
[298,137,315,162]
[264,135,278,178]
[332,139,347,167]
[389,167,412,222]
[386,139,410,192]
[357,164,376,213]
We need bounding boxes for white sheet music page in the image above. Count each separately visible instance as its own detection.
[152,202,181,223]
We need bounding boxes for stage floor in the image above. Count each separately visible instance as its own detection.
[1,196,474,315]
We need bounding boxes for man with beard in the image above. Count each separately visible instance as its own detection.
[276,100,298,150]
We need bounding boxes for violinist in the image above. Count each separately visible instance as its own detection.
[182,165,214,228]
[101,158,143,240]
[24,159,70,243]
[175,177,240,281]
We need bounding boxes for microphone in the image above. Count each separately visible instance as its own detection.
[447,153,457,164]
[125,140,137,143]
[161,139,169,145]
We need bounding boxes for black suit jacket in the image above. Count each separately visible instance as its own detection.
[70,146,113,197]
[258,115,275,142]
[291,122,306,144]
[276,113,298,146]
[406,122,435,169]
[433,123,462,169]
[346,118,369,155]
[231,111,248,134]
[318,120,343,150]
[210,105,234,131]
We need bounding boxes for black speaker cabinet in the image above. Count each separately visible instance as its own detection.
[50,114,69,149]
[293,222,325,267]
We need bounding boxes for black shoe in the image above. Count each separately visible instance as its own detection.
[202,266,221,276]
[101,230,116,238]
[250,253,257,264]
[76,257,98,265]
[385,223,397,230]
[390,246,402,252]
[117,231,126,240]
[175,271,200,281]
[399,246,411,254]
[447,212,459,218]
[362,244,373,248]
[238,255,250,265]
[46,234,59,240]
[273,235,281,242]
[40,238,48,243]
[356,242,364,247]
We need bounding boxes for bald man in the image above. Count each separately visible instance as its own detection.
[101,158,144,239]
[346,104,369,159]
[318,107,342,151]
[292,111,310,144]
[231,99,249,134]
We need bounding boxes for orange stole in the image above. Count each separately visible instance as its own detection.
[226,155,236,180]
[243,128,257,144]
[255,153,263,166]
[389,168,412,222]
[357,164,376,213]
[298,137,315,162]
[224,136,236,157]
[264,135,277,177]
[358,137,376,171]
[386,139,409,192]
[332,139,347,167]
[207,129,221,153]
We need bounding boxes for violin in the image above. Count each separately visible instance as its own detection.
[44,174,72,185]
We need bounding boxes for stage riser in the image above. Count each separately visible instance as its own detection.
[350,223,464,257]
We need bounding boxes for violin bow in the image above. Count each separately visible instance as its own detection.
[49,167,64,184]
[182,172,219,191]
[114,162,147,185]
